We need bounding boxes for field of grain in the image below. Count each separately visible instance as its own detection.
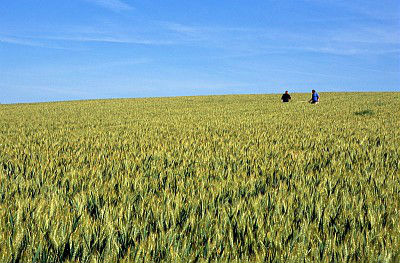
[0,92,399,262]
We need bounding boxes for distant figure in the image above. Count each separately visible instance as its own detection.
[281,91,291,102]
[309,90,320,104]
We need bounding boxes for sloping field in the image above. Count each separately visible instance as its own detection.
[0,92,399,262]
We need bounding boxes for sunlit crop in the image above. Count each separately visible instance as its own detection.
[0,92,399,262]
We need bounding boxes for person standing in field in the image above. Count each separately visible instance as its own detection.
[309,90,320,104]
[281,91,291,102]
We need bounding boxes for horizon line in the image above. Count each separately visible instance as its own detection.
[1,90,399,105]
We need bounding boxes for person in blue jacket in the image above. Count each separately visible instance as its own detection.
[309,90,320,104]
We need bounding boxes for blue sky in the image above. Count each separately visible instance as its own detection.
[1,0,399,103]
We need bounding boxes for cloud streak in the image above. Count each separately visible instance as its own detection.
[0,33,175,49]
[43,35,174,45]
[0,35,74,50]
[83,0,133,12]
[2,17,399,57]
[0,36,42,47]
[160,21,400,56]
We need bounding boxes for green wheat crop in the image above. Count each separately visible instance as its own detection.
[0,92,399,262]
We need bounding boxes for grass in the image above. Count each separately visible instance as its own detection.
[0,92,399,262]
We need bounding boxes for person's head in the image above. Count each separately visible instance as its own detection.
[312,89,315,94]
[285,91,289,94]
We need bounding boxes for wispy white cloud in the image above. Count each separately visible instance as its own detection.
[162,22,258,34]
[83,0,133,12]
[0,33,175,48]
[43,36,174,45]
[328,26,400,45]
[303,0,400,21]
[159,20,400,56]
[2,17,399,57]
[162,22,200,34]
[0,36,41,47]
[341,1,400,21]
[0,35,74,50]
[295,46,400,56]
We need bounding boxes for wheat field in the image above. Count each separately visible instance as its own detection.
[0,92,399,262]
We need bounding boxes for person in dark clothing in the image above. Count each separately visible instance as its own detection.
[281,91,291,102]
[309,90,320,104]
